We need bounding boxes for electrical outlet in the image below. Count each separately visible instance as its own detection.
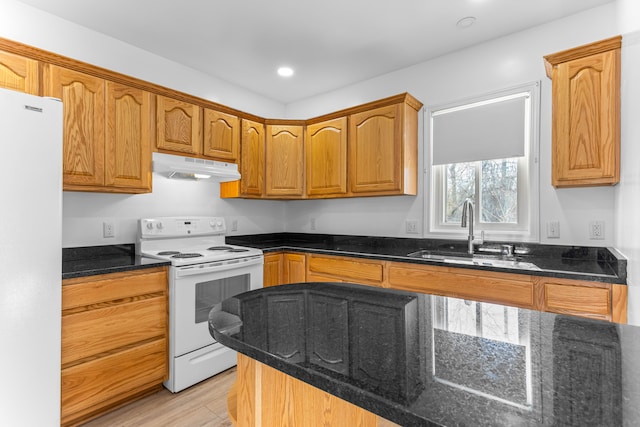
[310,217,316,231]
[405,220,419,234]
[547,221,560,238]
[589,221,605,240]
[103,221,115,238]
[231,219,238,232]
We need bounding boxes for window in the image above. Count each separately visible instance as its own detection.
[427,83,540,241]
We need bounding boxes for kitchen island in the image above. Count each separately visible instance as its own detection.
[210,282,639,426]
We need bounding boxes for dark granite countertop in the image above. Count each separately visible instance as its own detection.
[62,244,170,280]
[210,282,637,426]
[227,233,627,284]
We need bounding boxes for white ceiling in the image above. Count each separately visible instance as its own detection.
[17,0,614,104]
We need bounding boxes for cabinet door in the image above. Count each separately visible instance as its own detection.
[203,109,239,161]
[44,65,105,187]
[283,253,306,284]
[349,104,403,194]
[105,82,152,191]
[306,118,347,197]
[548,40,620,187]
[156,95,202,155]
[263,253,283,287]
[240,119,265,196]
[0,50,38,95]
[266,124,304,197]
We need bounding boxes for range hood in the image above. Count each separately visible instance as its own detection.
[153,152,241,182]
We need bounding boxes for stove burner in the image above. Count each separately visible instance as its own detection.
[158,251,180,256]
[171,253,204,259]
[207,246,233,251]
[227,248,250,253]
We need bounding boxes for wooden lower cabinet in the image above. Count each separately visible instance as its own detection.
[263,253,626,322]
[61,267,168,426]
[386,261,625,323]
[263,252,306,287]
[233,354,379,427]
[263,253,283,287]
[283,253,306,284]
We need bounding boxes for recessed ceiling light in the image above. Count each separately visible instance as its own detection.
[456,16,476,29]
[277,67,294,77]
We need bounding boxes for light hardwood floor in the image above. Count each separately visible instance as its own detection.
[82,367,236,427]
[82,367,399,427]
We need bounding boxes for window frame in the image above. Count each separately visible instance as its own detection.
[425,82,540,242]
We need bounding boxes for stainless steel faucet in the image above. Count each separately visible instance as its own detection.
[461,199,475,255]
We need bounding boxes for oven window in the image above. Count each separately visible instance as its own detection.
[195,274,250,323]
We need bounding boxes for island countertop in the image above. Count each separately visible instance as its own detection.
[210,282,639,426]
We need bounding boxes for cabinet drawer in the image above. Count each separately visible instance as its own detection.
[61,338,166,424]
[544,283,611,320]
[387,263,534,309]
[62,268,167,310]
[62,295,166,366]
[308,255,383,284]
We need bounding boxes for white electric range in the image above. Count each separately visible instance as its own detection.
[136,216,263,392]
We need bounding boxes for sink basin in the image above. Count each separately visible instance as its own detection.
[406,250,540,271]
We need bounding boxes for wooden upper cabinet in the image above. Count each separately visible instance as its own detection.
[348,95,420,195]
[44,65,106,187]
[104,81,152,191]
[240,119,265,196]
[306,117,347,197]
[156,95,202,155]
[203,109,239,161]
[544,36,621,187]
[0,50,38,95]
[44,65,151,193]
[266,124,305,197]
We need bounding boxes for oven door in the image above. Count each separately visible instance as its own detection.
[172,255,263,357]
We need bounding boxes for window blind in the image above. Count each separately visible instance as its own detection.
[431,94,527,165]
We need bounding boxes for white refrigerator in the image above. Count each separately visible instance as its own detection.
[0,88,63,426]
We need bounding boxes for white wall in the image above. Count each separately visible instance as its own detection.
[0,0,288,247]
[284,4,619,247]
[62,177,286,248]
[615,0,640,324]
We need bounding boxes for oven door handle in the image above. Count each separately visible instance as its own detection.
[175,255,263,277]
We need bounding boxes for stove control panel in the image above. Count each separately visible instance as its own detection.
[139,217,226,237]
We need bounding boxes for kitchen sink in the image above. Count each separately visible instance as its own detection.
[406,250,541,271]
